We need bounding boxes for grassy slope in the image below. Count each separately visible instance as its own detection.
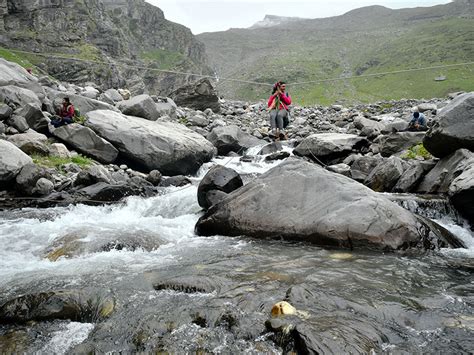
[199,8,474,105]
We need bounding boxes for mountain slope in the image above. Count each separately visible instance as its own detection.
[198,0,474,105]
[0,0,212,95]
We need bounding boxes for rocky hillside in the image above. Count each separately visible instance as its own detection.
[0,0,212,95]
[198,0,474,105]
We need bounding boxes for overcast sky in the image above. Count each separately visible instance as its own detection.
[148,0,452,34]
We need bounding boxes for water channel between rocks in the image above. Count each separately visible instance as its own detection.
[0,146,473,353]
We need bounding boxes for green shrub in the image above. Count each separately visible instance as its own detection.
[401,143,432,160]
[32,154,94,171]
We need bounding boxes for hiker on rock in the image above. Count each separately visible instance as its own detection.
[407,111,428,131]
[268,81,291,140]
[51,97,75,128]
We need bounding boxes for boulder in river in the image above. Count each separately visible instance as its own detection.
[207,125,265,156]
[197,165,243,209]
[448,159,474,226]
[0,289,115,323]
[195,158,462,251]
[293,133,369,165]
[417,149,473,194]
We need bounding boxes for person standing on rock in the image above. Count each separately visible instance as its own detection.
[51,97,75,128]
[408,111,428,131]
[268,81,291,140]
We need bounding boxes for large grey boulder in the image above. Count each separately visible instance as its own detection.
[75,165,114,187]
[350,154,383,182]
[0,103,13,120]
[16,103,49,133]
[365,156,406,192]
[207,125,264,156]
[117,94,161,121]
[0,59,45,99]
[416,103,437,112]
[50,92,118,115]
[353,116,384,138]
[187,113,209,127]
[85,110,215,175]
[0,85,41,108]
[6,115,29,133]
[48,143,71,158]
[195,158,457,251]
[78,182,140,202]
[51,124,118,164]
[0,289,114,323]
[423,92,474,158]
[170,78,220,113]
[15,164,53,196]
[294,133,369,165]
[449,161,474,225]
[155,98,177,119]
[417,149,473,194]
[7,130,49,155]
[0,140,33,183]
[197,165,243,209]
[393,161,436,193]
[104,89,124,102]
[374,132,425,157]
[371,114,408,133]
[33,177,54,196]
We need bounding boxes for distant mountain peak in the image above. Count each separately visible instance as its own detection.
[250,15,306,29]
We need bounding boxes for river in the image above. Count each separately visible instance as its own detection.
[0,148,473,353]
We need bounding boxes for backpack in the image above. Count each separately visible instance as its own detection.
[72,108,84,124]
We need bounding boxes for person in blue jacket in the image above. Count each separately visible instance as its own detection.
[408,111,428,131]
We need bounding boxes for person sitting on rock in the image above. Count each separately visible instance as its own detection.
[408,111,428,131]
[268,81,291,141]
[51,97,75,128]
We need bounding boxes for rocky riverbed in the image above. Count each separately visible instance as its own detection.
[1,57,473,352]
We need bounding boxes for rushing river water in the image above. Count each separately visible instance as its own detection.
[0,148,473,353]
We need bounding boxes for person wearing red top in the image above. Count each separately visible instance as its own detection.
[51,97,75,128]
[268,81,291,140]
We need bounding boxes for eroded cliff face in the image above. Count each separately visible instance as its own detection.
[0,0,211,95]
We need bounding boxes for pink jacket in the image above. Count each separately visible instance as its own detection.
[268,92,292,110]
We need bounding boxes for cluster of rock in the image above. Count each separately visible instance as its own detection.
[1,55,473,246]
[0,59,217,207]
[187,92,473,230]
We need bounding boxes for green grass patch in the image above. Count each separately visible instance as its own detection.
[32,154,94,171]
[0,47,38,72]
[76,43,103,61]
[140,49,184,70]
[401,143,432,160]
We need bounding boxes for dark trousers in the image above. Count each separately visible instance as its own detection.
[51,117,73,128]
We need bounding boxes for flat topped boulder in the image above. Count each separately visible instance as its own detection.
[169,78,220,113]
[117,94,161,121]
[51,92,118,115]
[51,123,119,164]
[207,125,265,155]
[85,110,216,175]
[293,133,368,164]
[423,92,474,158]
[196,158,460,251]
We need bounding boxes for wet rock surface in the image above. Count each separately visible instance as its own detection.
[196,158,462,250]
